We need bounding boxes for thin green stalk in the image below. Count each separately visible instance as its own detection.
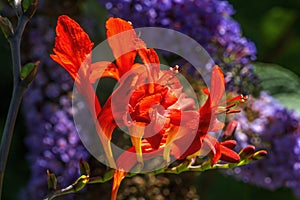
[0,14,30,199]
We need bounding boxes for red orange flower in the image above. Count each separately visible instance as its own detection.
[51,15,248,200]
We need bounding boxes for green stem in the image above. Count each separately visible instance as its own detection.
[44,151,264,199]
[44,172,115,200]
[0,14,30,199]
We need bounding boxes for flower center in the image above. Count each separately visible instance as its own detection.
[128,83,178,124]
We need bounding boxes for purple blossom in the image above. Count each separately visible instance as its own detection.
[98,0,259,93]
[19,2,90,199]
[226,92,300,196]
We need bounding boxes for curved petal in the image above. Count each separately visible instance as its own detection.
[144,110,169,149]
[203,135,221,166]
[171,133,202,160]
[97,97,117,140]
[106,18,138,76]
[210,65,225,107]
[116,140,165,171]
[89,61,119,83]
[168,93,196,110]
[137,40,160,81]
[95,97,117,168]
[111,169,126,200]
[166,109,199,127]
[50,15,93,80]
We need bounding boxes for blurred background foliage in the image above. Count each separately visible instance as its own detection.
[228,0,300,76]
[0,0,300,199]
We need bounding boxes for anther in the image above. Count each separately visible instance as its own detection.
[169,65,182,74]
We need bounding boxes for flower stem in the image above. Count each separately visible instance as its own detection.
[0,14,30,199]
[0,85,25,198]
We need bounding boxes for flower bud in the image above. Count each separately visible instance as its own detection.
[238,145,255,159]
[0,16,14,39]
[79,160,90,176]
[46,170,57,190]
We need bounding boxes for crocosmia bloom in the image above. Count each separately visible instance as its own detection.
[51,15,251,200]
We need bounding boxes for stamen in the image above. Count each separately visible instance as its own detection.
[169,65,182,74]
[227,94,248,103]
[225,103,236,109]
[226,109,240,114]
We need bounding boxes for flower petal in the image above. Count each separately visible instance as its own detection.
[171,132,202,160]
[210,65,225,107]
[89,61,119,83]
[144,110,169,149]
[116,140,165,171]
[97,97,117,140]
[137,40,160,81]
[106,18,138,76]
[111,169,127,200]
[51,15,93,80]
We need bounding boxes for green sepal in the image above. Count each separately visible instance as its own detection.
[0,15,14,39]
[79,160,90,176]
[47,170,57,191]
[72,175,89,192]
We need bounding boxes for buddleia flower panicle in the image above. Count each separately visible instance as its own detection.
[19,1,91,199]
[228,92,300,196]
[98,0,259,94]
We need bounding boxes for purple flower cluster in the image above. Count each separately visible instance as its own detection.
[227,92,300,196]
[98,0,258,93]
[19,2,90,199]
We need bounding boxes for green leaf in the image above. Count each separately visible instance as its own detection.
[20,62,35,79]
[0,16,14,39]
[20,61,39,83]
[22,0,38,18]
[22,0,32,11]
[254,62,300,113]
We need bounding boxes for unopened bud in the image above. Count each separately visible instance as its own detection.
[0,16,14,39]
[252,150,268,160]
[239,145,255,159]
[79,160,91,176]
[47,170,57,190]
